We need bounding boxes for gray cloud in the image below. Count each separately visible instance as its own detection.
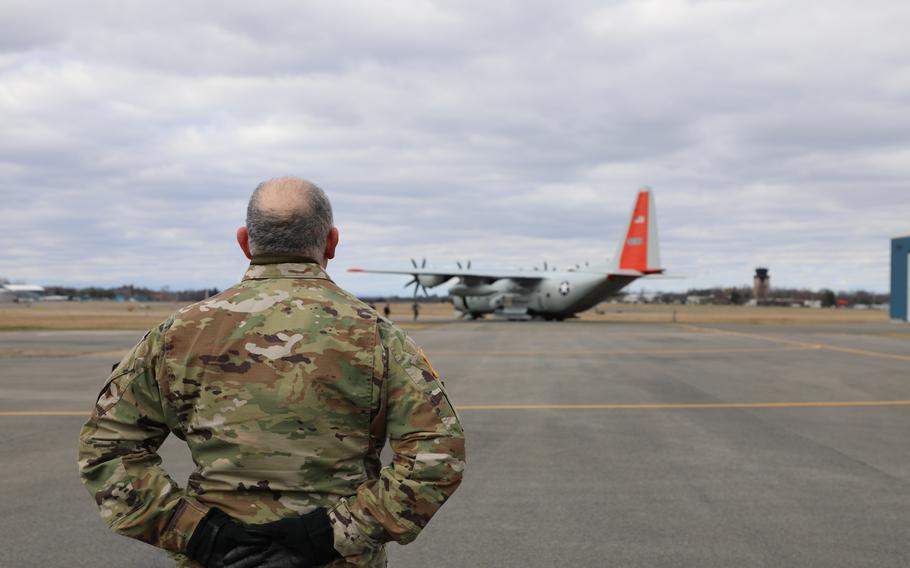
[1,0,908,296]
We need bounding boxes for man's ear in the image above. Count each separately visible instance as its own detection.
[236,227,252,260]
[324,227,339,262]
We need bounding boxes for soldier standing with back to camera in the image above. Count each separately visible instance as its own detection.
[77,177,466,567]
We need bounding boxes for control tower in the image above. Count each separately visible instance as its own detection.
[753,267,770,303]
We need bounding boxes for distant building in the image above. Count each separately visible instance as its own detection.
[621,291,659,303]
[753,267,770,303]
[0,283,45,302]
[891,236,910,322]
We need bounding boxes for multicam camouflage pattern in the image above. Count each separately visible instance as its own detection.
[78,260,465,567]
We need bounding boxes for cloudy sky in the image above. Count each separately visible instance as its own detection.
[1,0,908,296]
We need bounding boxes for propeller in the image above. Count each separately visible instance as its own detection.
[456,261,462,270]
[406,257,430,297]
[456,260,472,270]
[404,276,429,297]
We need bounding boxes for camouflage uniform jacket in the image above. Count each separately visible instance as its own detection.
[77,259,466,567]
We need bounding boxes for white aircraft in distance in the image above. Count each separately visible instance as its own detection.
[350,188,668,320]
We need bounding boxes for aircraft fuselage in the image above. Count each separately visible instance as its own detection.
[450,273,638,319]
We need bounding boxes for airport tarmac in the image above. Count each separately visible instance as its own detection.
[2,319,910,567]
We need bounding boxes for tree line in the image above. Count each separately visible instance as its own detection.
[42,284,220,302]
[643,287,888,307]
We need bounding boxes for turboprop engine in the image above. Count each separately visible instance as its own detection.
[417,274,450,288]
[448,278,524,297]
[402,258,453,296]
[405,272,452,296]
[448,283,499,297]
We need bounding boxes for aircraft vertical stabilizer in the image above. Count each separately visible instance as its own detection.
[611,188,663,274]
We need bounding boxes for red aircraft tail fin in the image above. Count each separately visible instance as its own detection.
[616,188,663,274]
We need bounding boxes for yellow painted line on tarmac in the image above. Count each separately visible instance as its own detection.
[0,411,89,417]
[679,324,910,363]
[4,400,910,416]
[679,324,819,347]
[432,346,814,357]
[455,400,910,411]
[810,344,910,362]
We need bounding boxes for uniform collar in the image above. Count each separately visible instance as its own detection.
[242,256,332,281]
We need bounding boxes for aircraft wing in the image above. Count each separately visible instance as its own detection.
[348,267,546,283]
[347,266,662,281]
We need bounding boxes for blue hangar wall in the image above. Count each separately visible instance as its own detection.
[892,236,910,321]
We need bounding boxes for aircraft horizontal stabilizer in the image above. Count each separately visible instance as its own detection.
[605,269,644,277]
[637,273,686,279]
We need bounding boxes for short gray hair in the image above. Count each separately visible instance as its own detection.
[246,178,334,259]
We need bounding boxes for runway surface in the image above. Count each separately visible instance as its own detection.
[2,319,910,566]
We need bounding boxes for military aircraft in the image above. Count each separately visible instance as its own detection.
[349,188,666,320]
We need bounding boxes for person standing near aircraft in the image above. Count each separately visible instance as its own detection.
[412,301,420,321]
[77,177,465,567]
[383,303,391,319]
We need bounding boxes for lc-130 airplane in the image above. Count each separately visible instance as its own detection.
[350,187,667,320]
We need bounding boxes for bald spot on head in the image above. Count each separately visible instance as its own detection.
[245,177,334,259]
[252,177,319,218]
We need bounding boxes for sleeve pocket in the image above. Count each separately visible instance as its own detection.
[94,367,136,413]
